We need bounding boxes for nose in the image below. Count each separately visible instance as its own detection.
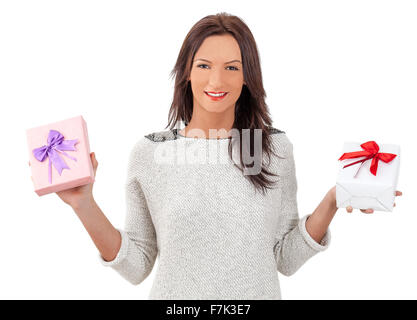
[208,68,225,89]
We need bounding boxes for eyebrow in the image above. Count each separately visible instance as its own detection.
[194,58,242,64]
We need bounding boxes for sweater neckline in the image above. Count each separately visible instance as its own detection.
[173,128,233,141]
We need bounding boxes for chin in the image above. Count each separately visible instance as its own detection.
[202,105,232,114]
[199,100,235,113]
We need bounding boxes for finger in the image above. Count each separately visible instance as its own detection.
[395,191,402,196]
[91,152,98,167]
[91,153,98,179]
[360,209,374,214]
[346,206,353,213]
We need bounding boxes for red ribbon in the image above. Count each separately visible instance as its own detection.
[338,141,397,176]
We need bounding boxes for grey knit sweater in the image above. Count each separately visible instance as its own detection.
[98,127,331,299]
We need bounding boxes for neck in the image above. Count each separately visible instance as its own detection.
[181,102,236,139]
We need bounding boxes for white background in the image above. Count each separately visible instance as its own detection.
[1,0,416,299]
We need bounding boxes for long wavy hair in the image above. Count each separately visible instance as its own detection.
[166,12,280,195]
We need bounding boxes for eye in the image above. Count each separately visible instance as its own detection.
[197,64,209,69]
[226,66,239,71]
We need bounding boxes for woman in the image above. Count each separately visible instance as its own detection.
[53,13,402,299]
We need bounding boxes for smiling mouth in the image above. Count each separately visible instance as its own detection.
[204,91,228,99]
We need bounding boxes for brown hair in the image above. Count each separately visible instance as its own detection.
[166,12,280,195]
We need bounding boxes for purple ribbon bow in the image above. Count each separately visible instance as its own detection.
[32,129,79,184]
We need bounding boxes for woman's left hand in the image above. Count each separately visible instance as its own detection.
[346,190,403,214]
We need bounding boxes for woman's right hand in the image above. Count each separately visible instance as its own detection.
[56,152,99,208]
[30,152,99,209]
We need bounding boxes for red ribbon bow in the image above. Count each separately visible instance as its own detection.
[338,141,397,176]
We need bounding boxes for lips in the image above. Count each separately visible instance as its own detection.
[204,91,228,100]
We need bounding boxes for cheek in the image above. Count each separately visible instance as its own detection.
[190,79,207,96]
[190,82,205,98]
[229,74,244,91]
[230,83,244,97]
[190,71,207,85]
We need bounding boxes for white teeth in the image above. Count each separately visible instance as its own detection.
[206,92,226,97]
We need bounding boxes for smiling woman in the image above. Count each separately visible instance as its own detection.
[167,13,279,194]
[61,12,391,301]
[92,12,333,300]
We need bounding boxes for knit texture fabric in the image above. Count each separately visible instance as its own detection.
[98,128,331,299]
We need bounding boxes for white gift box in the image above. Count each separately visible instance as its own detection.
[336,141,400,212]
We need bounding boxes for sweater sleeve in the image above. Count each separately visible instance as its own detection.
[273,136,331,276]
[98,139,158,285]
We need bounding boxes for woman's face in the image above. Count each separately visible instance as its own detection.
[189,34,245,114]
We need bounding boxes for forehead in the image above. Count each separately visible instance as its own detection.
[194,34,242,61]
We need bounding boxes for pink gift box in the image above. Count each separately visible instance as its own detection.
[26,115,95,196]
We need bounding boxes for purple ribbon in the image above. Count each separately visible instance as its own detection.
[32,129,79,184]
